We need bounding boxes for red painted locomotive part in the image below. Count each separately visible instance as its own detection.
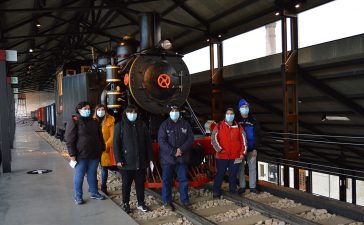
[145,136,216,188]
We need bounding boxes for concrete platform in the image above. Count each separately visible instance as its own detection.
[0,125,138,225]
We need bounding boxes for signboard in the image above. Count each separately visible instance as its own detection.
[11,77,18,84]
[5,50,17,62]
[13,88,19,94]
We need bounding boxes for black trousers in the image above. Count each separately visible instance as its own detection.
[120,169,146,205]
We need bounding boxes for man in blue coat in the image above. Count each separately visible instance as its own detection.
[237,99,261,193]
[158,105,194,210]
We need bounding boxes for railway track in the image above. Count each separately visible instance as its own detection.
[39,132,363,225]
[107,179,292,225]
[106,170,318,225]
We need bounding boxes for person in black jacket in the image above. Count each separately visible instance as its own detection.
[65,101,106,205]
[113,104,153,213]
[158,105,194,210]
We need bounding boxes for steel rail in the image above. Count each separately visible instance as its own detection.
[203,185,320,225]
[145,188,217,225]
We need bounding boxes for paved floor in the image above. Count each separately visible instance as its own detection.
[0,124,138,225]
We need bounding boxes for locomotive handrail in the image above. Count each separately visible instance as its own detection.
[186,100,206,135]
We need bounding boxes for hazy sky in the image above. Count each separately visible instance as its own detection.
[184,0,364,74]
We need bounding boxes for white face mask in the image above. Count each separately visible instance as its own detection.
[239,107,249,116]
[79,109,91,117]
[225,114,234,122]
[169,111,180,121]
[126,113,137,122]
[97,110,105,118]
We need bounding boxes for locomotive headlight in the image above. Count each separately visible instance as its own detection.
[160,40,172,50]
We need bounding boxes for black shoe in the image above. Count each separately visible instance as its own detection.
[123,203,131,213]
[137,204,150,212]
[163,202,175,211]
[182,202,191,209]
[250,188,258,193]
[238,188,246,194]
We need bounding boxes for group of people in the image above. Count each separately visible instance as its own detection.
[64,98,259,214]
[65,103,195,213]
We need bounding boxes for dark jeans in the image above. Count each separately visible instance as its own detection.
[120,169,146,205]
[162,163,189,204]
[213,159,240,195]
[73,159,100,199]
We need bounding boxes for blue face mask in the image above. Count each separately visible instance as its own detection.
[225,114,235,122]
[126,113,137,122]
[239,107,249,116]
[97,110,105,118]
[80,109,91,117]
[169,111,180,121]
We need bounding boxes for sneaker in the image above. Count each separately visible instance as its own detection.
[74,197,84,205]
[90,193,106,200]
[238,188,246,194]
[137,204,150,212]
[123,203,131,213]
[163,202,175,211]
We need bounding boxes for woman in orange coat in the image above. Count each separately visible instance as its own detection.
[93,104,116,194]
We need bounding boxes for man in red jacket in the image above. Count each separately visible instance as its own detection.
[211,107,247,198]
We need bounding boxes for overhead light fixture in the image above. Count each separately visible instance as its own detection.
[36,23,41,27]
[295,3,301,8]
[275,12,280,16]
[218,34,222,38]
[321,115,350,121]
[29,49,33,53]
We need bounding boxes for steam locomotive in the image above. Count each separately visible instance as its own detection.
[35,12,215,187]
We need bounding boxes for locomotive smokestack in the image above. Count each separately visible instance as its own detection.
[140,12,161,51]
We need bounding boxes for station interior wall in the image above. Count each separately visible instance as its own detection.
[16,92,54,116]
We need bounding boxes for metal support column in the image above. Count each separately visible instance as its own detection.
[339,175,347,202]
[210,38,224,121]
[0,49,11,172]
[352,178,356,205]
[306,169,312,193]
[281,13,299,188]
[277,163,281,186]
